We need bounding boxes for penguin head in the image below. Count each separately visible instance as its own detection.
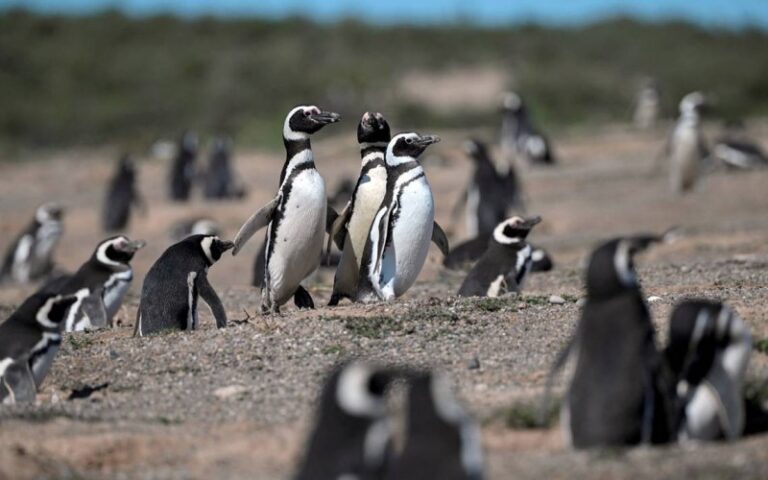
[284,105,341,141]
[211,137,232,156]
[493,216,542,245]
[585,234,663,298]
[387,132,441,166]
[357,112,391,146]
[118,154,136,175]
[500,91,525,114]
[35,202,64,224]
[95,236,146,267]
[33,288,90,331]
[463,139,491,164]
[326,361,397,419]
[180,130,198,154]
[197,235,234,266]
[679,91,707,117]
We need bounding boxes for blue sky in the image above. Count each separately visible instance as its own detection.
[2,0,768,29]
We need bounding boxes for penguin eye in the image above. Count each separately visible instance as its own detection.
[303,110,311,117]
[405,138,413,145]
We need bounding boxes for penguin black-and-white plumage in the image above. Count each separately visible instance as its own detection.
[135,234,232,336]
[665,300,751,441]
[667,92,709,193]
[563,235,675,448]
[356,132,449,303]
[204,137,247,200]
[168,130,198,201]
[454,139,523,239]
[457,216,541,298]
[633,78,660,130]
[0,289,89,404]
[1,203,64,284]
[170,217,222,241]
[328,112,391,306]
[386,372,484,480]
[710,121,768,171]
[294,361,395,480]
[41,236,146,332]
[443,233,553,273]
[232,105,340,313]
[102,154,144,232]
[499,92,555,167]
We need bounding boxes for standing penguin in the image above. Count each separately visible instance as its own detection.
[1,203,64,284]
[135,234,232,336]
[357,132,450,303]
[231,105,340,313]
[457,216,541,298]
[168,130,198,201]
[293,361,396,480]
[0,289,90,404]
[563,234,675,448]
[327,112,391,306]
[102,154,144,232]
[633,77,660,130]
[203,137,246,200]
[499,92,555,168]
[387,372,484,480]
[665,300,751,441]
[666,92,708,193]
[41,236,146,331]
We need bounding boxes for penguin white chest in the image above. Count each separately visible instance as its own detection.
[346,166,387,266]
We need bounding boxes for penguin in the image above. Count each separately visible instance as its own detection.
[327,112,391,306]
[710,121,768,170]
[665,300,751,441]
[134,234,232,336]
[0,203,64,284]
[0,289,90,404]
[443,233,554,273]
[633,77,660,130]
[102,154,144,232]
[386,371,484,480]
[170,217,222,241]
[666,92,709,193]
[356,132,450,303]
[562,234,675,448]
[451,139,523,239]
[499,92,555,168]
[168,130,198,201]
[293,361,396,480]
[203,137,247,200]
[41,235,146,332]
[231,105,340,313]
[457,216,541,298]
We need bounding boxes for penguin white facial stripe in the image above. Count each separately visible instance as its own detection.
[201,237,215,264]
[613,240,637,287]
[35,297,59,329]
[96,238,127,267]
[0,358,13,379]
[336,363,385,417]
[283,106,312,141]
[493,221,523,245]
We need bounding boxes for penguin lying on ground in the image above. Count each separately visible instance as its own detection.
[293,361,396,480]
[203,137,247,200]
[134,234,232,336]
[41,236,145,332]
[561,234,676,448]
[457,216,541,298]
[710,121,768,170]
[232,105,340,313]
[170,217,222,241]
[356,132,450,303]
[665,300,752,441]
[499,91,556,167]
[444,233,553,273]
[665,92,709,193]
[0,289,89,404]
[168,130,198,201]
[102,154,144,232]
[1,203,64,284]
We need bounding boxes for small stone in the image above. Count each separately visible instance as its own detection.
[213,385,249,400]
[647,296,663,303]
[467,357,480,370]
[109,350,120,360]
[549,295,566,305]
[576,298,587,307]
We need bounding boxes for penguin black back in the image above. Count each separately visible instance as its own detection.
[102,154,141,232]
[169,131,198,201]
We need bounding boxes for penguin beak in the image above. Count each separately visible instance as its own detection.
[310,111,341,125]
[414,135,440,147]
[523,216,542,228]
[124,239,146,253]
[219,241,235,252]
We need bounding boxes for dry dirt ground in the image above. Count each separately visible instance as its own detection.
[1,121,767,479]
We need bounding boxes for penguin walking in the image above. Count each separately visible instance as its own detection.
[102,154,144,232]
[293,361,396,480]
[41,236,146,331]
[170,217,222,241]
[387,371,484,480]
[357,132,450,303]
[562,234,675,448]
[666,92,709,193]
[168,130,198,201]
[134,234,232,336]
[451,139,523,239]
[1,203,64,284]
[665,300,751,441]
[0,289,90,404]
[327,112,391,306]
[203,137,247,199]
[231,105,340,313]
[499,92,555,167]
[457,216,541,298]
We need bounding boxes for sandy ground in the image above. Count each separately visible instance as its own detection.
[1,121,768,479]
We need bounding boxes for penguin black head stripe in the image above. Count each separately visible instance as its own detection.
[95,236,146,267]
[285,105,341,140]
[388,132,441,165]
[198,235,234,265]
[494,215,541,244]
[358,111,391,146]
[586,234,662,299]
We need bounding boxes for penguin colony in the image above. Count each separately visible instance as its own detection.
[0,91,765,473]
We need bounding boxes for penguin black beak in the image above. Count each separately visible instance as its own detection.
[523,216,543,228]
[124,239,147,253]
[414,135,440,147]
[311,111,341,125]
[220,241,235,252]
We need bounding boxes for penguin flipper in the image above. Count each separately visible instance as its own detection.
[233,195,280,255]
[431,222,450,257]
[1,359,36,405]
[326,202,350,258]
[196,272,227,328]
[81,293,108,329]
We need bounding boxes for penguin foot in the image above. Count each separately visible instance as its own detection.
[327,292,341,307]
[294,286,315,310]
